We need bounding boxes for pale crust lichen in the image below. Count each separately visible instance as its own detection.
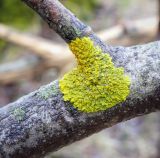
[13,107,25,121]
[60,37,130,112]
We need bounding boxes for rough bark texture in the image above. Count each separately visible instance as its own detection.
[22,0,90,43]
[0,0,159,157]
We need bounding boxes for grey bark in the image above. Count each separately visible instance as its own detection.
[0,0,159,157]
[0,40,160,158]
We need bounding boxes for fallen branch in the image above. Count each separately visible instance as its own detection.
[0,0,159,158]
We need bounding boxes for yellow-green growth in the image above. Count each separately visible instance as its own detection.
[60,37,130,112]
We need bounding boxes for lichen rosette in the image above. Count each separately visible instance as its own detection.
[60,37,130,112]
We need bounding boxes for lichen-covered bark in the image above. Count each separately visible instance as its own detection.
[0,0,159,157]
[0,41,160,158]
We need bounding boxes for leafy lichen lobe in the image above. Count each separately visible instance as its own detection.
[60,37,130,112]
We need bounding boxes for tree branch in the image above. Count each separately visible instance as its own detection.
[0,0,159,157]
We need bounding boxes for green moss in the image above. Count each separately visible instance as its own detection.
[60,37,130,113]
[13,107,25,121]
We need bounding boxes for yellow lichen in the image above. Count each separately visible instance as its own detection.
[59,37,130,112]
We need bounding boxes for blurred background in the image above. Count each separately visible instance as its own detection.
[0,0,159,158]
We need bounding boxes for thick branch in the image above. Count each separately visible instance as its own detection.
[0,0,159,158]
[0,40,160,157]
